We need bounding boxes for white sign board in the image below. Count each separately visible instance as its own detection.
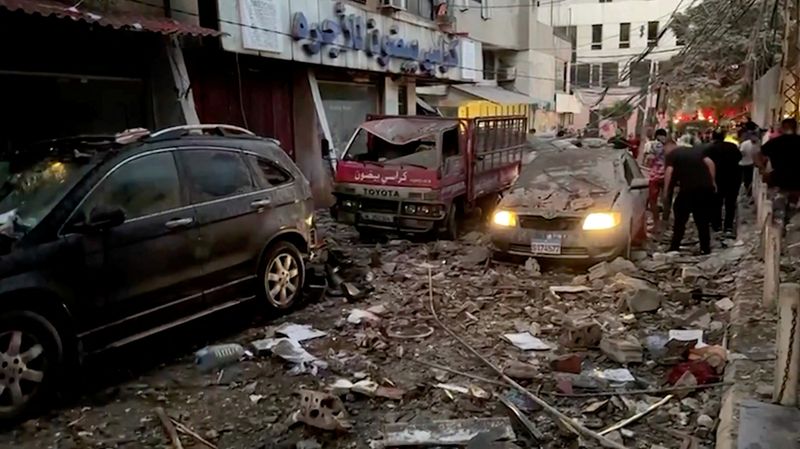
[239,0,283,53]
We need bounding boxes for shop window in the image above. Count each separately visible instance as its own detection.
[590,64,601,87]
[591,24,602,50]
[318,82,379,155]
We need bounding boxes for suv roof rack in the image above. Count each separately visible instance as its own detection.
[150,124,256,139]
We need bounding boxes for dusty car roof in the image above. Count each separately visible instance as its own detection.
[361,118,459,145]
[502,148,624,212]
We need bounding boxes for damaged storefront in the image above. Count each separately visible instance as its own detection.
[216,0,480,206]
[0,0,218,155]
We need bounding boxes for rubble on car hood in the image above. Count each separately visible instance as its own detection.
[501,148,622,212]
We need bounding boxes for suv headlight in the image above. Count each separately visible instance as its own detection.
[342,199,359,210]
[582,212,621,230]
[492,210,517,227]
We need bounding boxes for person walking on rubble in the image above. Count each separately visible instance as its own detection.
[705,130,742,236]
[664,142,717,254]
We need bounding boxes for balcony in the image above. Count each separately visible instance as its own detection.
[497,67,517,82]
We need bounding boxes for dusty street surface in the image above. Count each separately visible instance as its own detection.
[0,215,747,449]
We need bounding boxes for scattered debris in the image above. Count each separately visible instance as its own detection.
[600,336,644,363]
[549,285,592,299]
[293,390,351,431]
[593,368,636,383]
[195,344,246,373]
[386,323,435,339]
[382,418,516,447]
[154,407,184,449]
[503,332,552,351]
[275,323,327,342]
[668,329,707,348]
[681,266,705,284]
[714,297,735,312]
[347,309,381,324]
[551,354,584,374]
[524,258,541,276]
[503,360,539,379]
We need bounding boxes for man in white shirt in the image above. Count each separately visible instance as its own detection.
[739,132,759,197]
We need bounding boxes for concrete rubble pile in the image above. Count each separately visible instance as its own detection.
[15,214,745,449]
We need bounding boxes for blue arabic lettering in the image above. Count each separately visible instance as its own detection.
[290,5,459,75]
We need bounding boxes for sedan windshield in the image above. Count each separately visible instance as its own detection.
[0,157,93,234]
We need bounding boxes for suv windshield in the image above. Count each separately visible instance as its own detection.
[343,129,438,169]
[0,155,94,234]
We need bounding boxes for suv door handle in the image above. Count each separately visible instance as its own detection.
[250,199,272,208]
[165,218,194,229]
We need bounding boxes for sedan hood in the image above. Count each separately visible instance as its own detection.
[500,186,620,215]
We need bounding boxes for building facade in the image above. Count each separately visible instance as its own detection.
[539,0,688,134]
[418,0,579,132]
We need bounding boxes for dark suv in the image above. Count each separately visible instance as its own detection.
[0,125,317,420]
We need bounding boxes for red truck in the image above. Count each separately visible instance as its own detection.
[332,115,528,238]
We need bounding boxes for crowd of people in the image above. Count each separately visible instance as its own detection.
[636,117,799,255]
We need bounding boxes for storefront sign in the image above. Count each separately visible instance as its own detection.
[290,2,459,76]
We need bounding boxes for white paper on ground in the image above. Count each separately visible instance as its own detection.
[595,368,636,383]
[275,323,327,342]
[503,332,552,351]
[668,329,708,348]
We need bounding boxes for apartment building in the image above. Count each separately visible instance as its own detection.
[418,0,580,132]
[539,0,688,133]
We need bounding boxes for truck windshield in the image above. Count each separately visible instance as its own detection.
[343,129,438,169]
[0,157,93,234]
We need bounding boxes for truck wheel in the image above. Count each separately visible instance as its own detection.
[0,310,63,422]
[260,241,305,311]
[441,204,459,240]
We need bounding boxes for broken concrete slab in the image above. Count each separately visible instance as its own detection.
[611,274,663,313]
[681,266,705,284]
[737,400,800,449]
[503,360,539,379]
[600,336,644,363]
[382,418,516,447]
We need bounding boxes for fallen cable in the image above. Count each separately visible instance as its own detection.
[553,382,733,398]
[426,269,630,449]
[412,359,507,387]
[599,394,674,436]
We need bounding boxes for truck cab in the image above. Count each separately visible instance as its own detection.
[332,115,527,239]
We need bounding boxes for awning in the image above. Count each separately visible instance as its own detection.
[453,84,536,105]
[0,0,222,37]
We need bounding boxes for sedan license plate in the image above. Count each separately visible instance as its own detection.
[531,233,562,255]
[360,212,395,224]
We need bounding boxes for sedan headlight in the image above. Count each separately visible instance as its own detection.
[582,212,621,230]
[492,210,517,227]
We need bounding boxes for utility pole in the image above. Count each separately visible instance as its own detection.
[779,0,800,121]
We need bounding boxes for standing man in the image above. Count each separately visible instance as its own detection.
[664,144,717,254]
[705,130,742,236]
[739,130,759,197]
[643,129,668,231]
[760,118,800,224]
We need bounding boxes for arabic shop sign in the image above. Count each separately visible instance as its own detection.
[290,2,459,76]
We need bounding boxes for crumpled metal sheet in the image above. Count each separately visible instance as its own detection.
[0,0,222,37]
[361,118,459,145]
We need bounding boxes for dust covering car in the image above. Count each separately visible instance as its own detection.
[490,147,648,261]
[0,125,317,421]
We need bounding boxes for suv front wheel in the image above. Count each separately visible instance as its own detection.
[0,310,63,422]
[260,241,306,311]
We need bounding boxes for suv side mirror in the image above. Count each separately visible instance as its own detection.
[87,206,126,231]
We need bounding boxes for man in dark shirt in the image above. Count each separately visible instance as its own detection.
[761,118,800,192]
[664,145,717,254]
[704,130,742,234]
[761,118,800,227]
